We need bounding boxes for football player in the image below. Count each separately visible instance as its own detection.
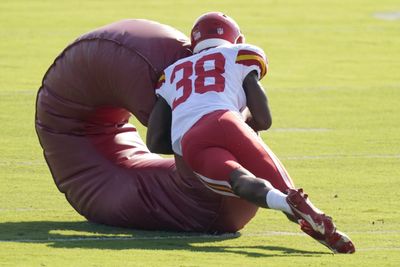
[147,12,355,254]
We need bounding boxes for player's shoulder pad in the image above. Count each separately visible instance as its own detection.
[233,43,268,79]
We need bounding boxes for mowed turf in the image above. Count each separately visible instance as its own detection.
[0,0,399,266]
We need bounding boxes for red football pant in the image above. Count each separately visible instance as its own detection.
[181,110,295,196]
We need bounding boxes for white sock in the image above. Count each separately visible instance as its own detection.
[266,189,294,215]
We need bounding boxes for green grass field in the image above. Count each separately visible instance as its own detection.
[1,0,399,266]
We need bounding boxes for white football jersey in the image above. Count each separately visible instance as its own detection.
[156,43,268,155]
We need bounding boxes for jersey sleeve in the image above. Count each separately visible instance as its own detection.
[234,44,268,80]
[155,71,170,102]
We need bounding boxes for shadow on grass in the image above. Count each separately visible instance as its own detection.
[0,221,329,257]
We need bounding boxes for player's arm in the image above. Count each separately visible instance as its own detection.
[241,107,258,132]
[146,96,174,154]
[242,70,272,131]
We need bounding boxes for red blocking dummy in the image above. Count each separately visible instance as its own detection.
[35,19,258,232]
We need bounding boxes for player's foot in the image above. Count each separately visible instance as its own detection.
[286,188,355,253]
[286,188,335,236]
[299,219,356,254]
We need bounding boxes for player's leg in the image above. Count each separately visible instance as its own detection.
[183,146,354,253]
[217,111,295,192]
[213,110,356,253]
[229,167,294,215]
[182,139,296,217]
[184,133,341,239]
[181,110,294,215]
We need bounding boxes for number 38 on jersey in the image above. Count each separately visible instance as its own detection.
[157,52,226,110]
[156,44,268,111]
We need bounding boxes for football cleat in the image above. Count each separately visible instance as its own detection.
[300,219,356,254]
[286,188,355,253]
[286,188,335,236]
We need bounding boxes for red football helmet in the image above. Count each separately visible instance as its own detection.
[190,12,245,53]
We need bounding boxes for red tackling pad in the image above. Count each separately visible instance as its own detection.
[35,19,258,233]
